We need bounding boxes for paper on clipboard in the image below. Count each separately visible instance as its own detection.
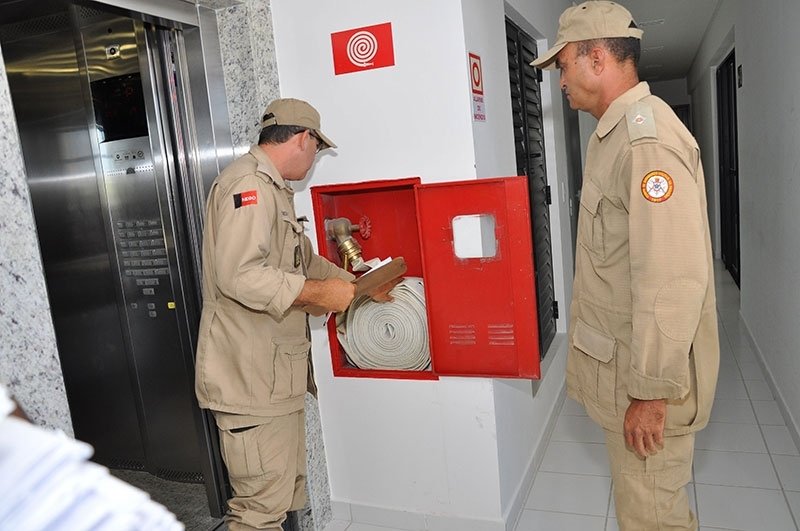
[353,257,407,297]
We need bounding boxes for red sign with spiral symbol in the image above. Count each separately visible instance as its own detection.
[331,22,395,75]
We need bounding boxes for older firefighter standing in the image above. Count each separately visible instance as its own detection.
[531,2,719,530]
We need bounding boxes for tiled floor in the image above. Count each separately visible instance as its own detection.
[518,263,800,531]
[325,263,800,531]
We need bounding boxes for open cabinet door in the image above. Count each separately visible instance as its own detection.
[415,177,540,378]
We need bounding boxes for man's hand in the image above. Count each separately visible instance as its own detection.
[295,278,356,313]
[367,278,402,302]
[624,398,666,459]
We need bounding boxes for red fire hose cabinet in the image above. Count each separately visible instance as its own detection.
[310,176,541,381]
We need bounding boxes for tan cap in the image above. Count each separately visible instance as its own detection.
[531,1,643,70]
[260,98,336,149]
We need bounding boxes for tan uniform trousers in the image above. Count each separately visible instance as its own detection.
[605,430,697,531]
[215,410,307,531]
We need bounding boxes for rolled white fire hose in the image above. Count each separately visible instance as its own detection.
[337,277,431,371]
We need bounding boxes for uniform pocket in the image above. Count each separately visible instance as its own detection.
[219,421,271,480]
[573,318,617,413]
[271,338,311,402]
[282,216,304,273]
[579,181,605,260]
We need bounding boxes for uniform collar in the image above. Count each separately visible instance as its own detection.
[248,144,292,192]
[595,82,651,139]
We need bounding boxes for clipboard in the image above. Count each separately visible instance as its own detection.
[353,257,407,297]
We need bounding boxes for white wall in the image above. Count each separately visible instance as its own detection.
[270,0,574,527]
[649,78,690,106]
[734,0,800,442]
[688,0,736,259]
[270,0,504,524]
[689,0,800,446]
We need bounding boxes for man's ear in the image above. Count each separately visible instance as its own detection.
[590,46,606,73]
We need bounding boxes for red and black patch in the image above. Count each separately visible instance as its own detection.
[233,190,258,208]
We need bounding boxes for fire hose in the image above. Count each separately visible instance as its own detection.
[337,277,431,371]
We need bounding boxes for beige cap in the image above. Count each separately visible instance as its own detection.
[531,1,643,70]
[260,98,336,149]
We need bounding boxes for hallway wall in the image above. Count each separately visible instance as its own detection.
[690,0,800,448]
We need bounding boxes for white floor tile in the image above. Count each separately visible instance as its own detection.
[708,399,757,424]
[772,454,800,491]
[515,510,605,531]
[752,400,786,426]
[560,397,588,416]
[695,422,767,453]
[712,377,749,399]
[350,505,425,530]
[693,450,779,489]
[745,379,774,401]
[323,520,351,531]
[605,517,618,531]
[550,415,606,443]
[525,472,610,516]
[346,523,404,531]
[762,425,800,456]
[786,491,800,523]
[695,484,795,530]
[737,361,765,381]
[539,441,611,476]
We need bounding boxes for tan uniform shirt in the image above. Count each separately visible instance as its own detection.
[195,145,353,417]
[568,82,719,436]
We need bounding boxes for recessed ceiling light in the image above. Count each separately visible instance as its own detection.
[638,19,665,27]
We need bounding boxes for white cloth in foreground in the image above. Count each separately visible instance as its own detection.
[0,384,183,531]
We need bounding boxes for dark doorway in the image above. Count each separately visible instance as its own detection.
[505,18,557,358]
[717,50,740,286]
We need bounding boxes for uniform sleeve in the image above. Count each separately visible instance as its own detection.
[211,174,306,316]
[626,142,708,401]
[301,234,355,282]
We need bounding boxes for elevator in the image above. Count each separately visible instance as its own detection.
[0,0,232,520]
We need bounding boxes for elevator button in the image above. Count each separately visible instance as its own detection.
[116,221,125,228]
[125,270,133,276]
[142,288,155,295]
[156,268,169,276]
[136,279,146,286]
[148,311,157,318]
[120,241,128,248]
[123,260,131,267]
[154,259,167,266]
[130,303,138,310]
[137,230,147,238]
[131,260,142,267]
[137,150,144,158]
[127,231,136,238]
[148,219,159,227]
[140,250,151,257]
[129,241,139,248]
[125,221,135,228]
[142,259,153,267]
[147,303,155,310]
[131,250,141,257]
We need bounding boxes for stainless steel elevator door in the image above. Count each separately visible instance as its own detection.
[1,1,226,517]
[3,17,148,470]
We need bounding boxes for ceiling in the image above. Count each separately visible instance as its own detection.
[624,0,721,81]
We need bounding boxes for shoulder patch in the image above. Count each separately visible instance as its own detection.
[626,101,657,142]
[641,171,673,203]
[233,189,258,208]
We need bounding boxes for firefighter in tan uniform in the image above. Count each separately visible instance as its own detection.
[532,3,719,530]
[195,99,357,531]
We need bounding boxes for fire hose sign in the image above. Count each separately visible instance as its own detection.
[332,22,395,75]
[469,53,486,122]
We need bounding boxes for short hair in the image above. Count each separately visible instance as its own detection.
[577,37,641,68]
[257,124,308,146]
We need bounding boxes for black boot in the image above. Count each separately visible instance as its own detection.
[280,511,299,531]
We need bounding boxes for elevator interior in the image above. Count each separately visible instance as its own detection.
[0,0,233,522]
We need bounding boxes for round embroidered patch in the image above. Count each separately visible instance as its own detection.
[641,171,674,203]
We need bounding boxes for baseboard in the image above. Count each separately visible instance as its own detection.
[503,382,567,531]
[741,316,800,453]
[327,501,505,531]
